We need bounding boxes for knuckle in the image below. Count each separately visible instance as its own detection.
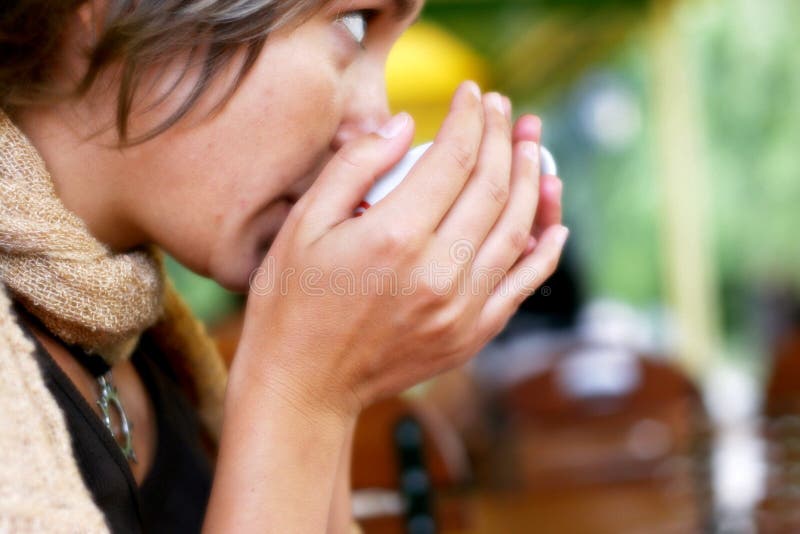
[413,283,444,310]
[426,307,462,338]
[507,227,530,254]
[489,109,511,137]
[416,275,452,303]
[482,176,510,206]
[376,226,419,255]
[445,141,476,173]
[335,143,369,170]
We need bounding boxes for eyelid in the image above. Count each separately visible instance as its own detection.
[349,8,380,22]
[337,9,379,47]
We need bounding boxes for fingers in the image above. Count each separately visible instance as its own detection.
[297,113,415,240]
[533,174,563,238]
[502,96,512,118]
[434,92,512,259]
[510,114,562,243]
[374,81,484,235]
[512,115,542,144]
[470,139,541,278]
[478,224,569,337]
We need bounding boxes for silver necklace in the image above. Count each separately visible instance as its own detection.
[97,370,137,463]
[15,305,138,463]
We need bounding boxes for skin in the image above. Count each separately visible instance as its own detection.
[12,0,567,531]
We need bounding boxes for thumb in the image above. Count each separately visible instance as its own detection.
[299,112,414,238]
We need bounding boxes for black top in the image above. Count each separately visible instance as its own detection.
[15,312,213,534]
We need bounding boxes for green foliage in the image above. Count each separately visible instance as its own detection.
[164,255,242,325]
[539,0,800,323]
[693,0,800,288]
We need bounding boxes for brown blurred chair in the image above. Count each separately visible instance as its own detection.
[764,328,800,417]
[352,396,472,534]
[758,326,800,533]
[473,345,711,534]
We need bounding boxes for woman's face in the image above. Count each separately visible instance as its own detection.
[47,0,423,292]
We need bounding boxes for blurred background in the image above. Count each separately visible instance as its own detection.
[170,0,800,531]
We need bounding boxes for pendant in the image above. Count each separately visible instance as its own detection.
[97,371,137,463]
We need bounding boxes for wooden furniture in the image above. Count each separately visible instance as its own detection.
[758,328,800,533]
[352,397,472,534]
[477,345,712,533]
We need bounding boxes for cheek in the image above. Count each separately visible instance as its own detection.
[211,44,345,208]
[251,56,343,150]
[124,33,348,283]
[153,56,342,202]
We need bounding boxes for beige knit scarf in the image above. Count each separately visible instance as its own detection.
[0,110,228,531]
[0,111,163,364]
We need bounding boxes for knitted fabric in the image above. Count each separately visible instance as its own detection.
[0,286,109,532]
[0,110,163,364]
[0,110,228,530]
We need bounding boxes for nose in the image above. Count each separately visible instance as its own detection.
[330,64,392,152]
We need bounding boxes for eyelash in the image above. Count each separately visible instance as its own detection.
[339,9,379,49]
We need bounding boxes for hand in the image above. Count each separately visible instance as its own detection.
[232,81,569,420]
[509,113,564,256]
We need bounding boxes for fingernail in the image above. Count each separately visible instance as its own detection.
[463,80,481,100]
[555,225,570,246]
[525,115,543,139]
[546,175,563,196]
[486,93,505,115]
[502,97,512,119]
[520,141,539,161]
[377,112,409,139]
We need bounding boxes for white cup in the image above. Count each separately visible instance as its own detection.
[355,142,557,216]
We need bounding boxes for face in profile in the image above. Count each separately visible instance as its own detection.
[33,0,423,292]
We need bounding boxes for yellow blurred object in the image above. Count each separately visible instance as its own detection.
[386,22,490,142]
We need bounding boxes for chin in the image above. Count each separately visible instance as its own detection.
[214,236,284,294]
[208,256,261,294]
[207,197,295,294]
[219,276,252,295]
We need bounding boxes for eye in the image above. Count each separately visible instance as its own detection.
[338,10,376,46]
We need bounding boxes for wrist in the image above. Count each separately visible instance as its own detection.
[207,353,357,533]
[226,341,361,427]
